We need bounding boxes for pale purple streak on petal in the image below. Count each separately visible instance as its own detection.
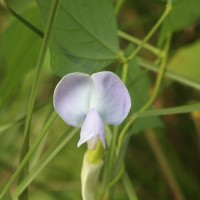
[90,71,131,125]
[78,109,106,149]
[53,73,92,127]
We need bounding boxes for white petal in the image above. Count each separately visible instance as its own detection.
[90,71,131,125]
[78,109,106,149]
[53,73,92,127]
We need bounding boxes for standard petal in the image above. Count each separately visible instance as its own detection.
[90,71,131,125]
[53,73,92,127]
[78,109,106,149]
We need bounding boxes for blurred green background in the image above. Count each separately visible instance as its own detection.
[0,0,200,199]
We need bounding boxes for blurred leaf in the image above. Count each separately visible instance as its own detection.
[168,41,200,84]
[36,0,120,77]
[0,6,42,108]
[160,0,200,40]
[157,132,200,199]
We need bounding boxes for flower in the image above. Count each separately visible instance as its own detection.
[53,71,131,149]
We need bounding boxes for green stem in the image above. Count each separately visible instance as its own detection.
[122,172,138,200]
[138,57,200,90]
[139,34,171,112]
[127,3,172,61]
[101,127,118,199]
[18,1,60,199]
[115,0,125,15]
[118,30,163,56]
[136,102,200,118]
[118,34,171,149]
[145,129,185,200]
[115,35,171,193]
[0,111,57,200]
[110,164,124,187]
[108,128,118,172]
[122,62,128,84]
[14,128,78,197]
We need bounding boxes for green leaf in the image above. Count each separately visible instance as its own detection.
[36,0,120,77]
[4,0,33,11]
[0,6,42,108]
[160,0,200,38]
[168,41,200,84]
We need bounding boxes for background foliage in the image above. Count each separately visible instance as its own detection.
[0,0,200,199]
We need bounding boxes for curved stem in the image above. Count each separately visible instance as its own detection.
[115,0,125,15]
[127,3,172,61]
[119,34,171,148]
[139,34,171,112]
[116,34,171,190]
[118,30,163,57]
[122,172,138,200]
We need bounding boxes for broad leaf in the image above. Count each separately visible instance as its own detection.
[0,6,42,108]
[4,0,32,11]
[160,0,200,39]
[36,0,120,77]
[168,41,200,85]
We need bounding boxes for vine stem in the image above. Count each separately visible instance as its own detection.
[127,3,172,61]
[0,112,57,200]
[14,128,78,197]
[16,0,60,199]
[108,3,173,196]
[118,34,171,150]
[122,172,138,200]
[115,0,125,15]
[122,62,128,84]
[118,30,163,57]
[107,33,172,199]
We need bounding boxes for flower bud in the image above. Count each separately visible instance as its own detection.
[81,142,104,200]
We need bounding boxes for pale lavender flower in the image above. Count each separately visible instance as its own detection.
[53,71,131,149]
